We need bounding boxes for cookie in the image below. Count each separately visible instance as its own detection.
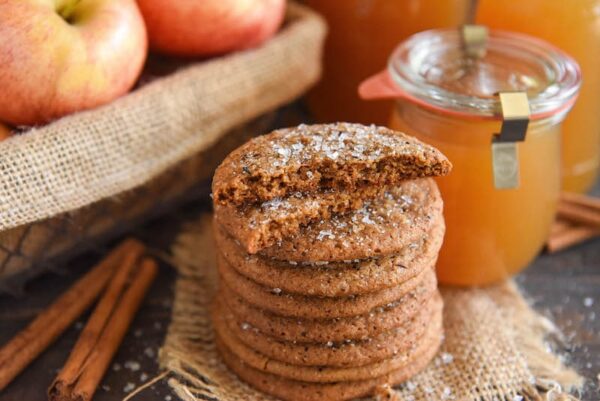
[215,293,442,367]
[214,305,442,383]
[216,333,439,401]
[212,122,452,207]
[218,252,434,319]
[215,218,444,297]
[258,179,443,262]
[218,271,438,342]
[213,184,386,254]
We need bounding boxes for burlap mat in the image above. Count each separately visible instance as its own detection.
[160,214,583,401]
[0,2,325,233]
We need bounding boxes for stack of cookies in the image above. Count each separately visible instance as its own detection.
[211,123,451,401]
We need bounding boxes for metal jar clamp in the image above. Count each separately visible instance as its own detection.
[492,92,531,189]
[461,25,531,189]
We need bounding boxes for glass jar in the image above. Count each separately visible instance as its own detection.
[303,0,471,125]
[476,0,600,193]
[360,29,581,286]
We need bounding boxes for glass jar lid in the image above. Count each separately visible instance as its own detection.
[388,28,581,119]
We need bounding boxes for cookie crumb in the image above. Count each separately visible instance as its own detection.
[374,383,399,401]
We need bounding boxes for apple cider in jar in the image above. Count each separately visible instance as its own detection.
[361,29,581,286]
[304,0,470,125]
[476,0,600,193]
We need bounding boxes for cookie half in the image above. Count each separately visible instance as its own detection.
[212,122,451,207]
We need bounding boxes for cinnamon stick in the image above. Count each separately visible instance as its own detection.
[547,224,600,253]
[556,201,600,228]
[0,239,143,391]
[560,192,600,212]
[550,220,572,236]
[48,241,145,399]
[547,193,600,252]
[69,258,158,401]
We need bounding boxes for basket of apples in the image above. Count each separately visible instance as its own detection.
[0,0,326,292]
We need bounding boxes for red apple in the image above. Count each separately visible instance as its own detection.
[0,0,148,126]
[136,0,286,57]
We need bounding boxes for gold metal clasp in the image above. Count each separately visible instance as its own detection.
[492,92,530,189]
[461,25,488,59]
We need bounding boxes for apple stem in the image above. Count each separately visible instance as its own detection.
[58,0,83,22]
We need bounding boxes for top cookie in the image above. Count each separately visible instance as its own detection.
[212,123,451,206]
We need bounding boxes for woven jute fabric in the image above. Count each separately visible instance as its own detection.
[160,214,583,401]
[0,113,274,290]
[0,2,325,233]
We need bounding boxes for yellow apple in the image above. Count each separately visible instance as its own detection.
[0,0,148,126]
[136,0,286,57]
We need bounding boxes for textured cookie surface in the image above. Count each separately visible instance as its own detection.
[214,306,443,383]
[213,185,386,254]
[219,271,438,342]
[218,253,434,319]
[215,293,442,367]
[258,179,443,262]
[212,122,452,207]
[216,334,440,401]
[215,218,444,297]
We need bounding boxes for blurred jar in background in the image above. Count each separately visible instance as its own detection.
[304,0,470,125]
[361,29,581,285]
[476,1,600,192]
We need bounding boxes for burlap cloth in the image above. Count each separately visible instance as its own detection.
[159,214,584,401]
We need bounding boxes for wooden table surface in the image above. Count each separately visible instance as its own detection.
[1,193,599,401]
